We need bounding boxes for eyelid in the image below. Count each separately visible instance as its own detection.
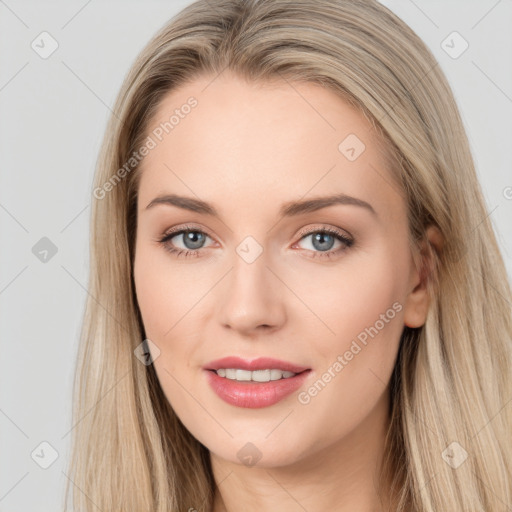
[160,223,215,240]
[295,223,353,241]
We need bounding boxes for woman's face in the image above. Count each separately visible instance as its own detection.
[133,71,430,468]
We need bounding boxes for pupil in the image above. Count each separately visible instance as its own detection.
[312,233,334,251]
[184,231,204,250]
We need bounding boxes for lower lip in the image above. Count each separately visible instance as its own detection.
[204,369,311,408]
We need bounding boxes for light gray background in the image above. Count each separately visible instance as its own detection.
[0,1,511,510]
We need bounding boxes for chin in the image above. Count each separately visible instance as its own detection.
[205,433,314,470]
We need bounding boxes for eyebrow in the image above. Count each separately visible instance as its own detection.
[145,193,377,217]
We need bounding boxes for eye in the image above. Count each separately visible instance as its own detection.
[157,224,354,260]
[157,225,214,258]
[293,226,354,260]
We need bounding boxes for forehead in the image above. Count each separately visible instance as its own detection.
[137,71,402,221]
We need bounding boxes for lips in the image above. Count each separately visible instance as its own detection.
[203,356,310,374]
[203,356,311,408]
[204,370,310,408]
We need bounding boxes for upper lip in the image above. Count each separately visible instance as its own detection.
[204,356,310,374]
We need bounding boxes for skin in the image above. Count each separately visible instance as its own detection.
[133,70,440,512]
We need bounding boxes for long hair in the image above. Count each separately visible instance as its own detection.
[64,1,512,510]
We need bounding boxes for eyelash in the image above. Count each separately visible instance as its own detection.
[157,224,354,261]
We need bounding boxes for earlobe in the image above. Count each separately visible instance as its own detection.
[403,225,443,328]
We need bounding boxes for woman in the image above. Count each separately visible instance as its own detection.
[65,0,512,510]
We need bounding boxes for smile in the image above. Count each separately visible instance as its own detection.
[214,368,297,381]
[204,369,311,408]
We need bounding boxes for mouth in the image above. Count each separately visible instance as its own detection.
[209,368,302,382]
[203,356,312,408]
[204,355,310,374]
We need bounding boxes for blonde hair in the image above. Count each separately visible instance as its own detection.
[64,0,512,510]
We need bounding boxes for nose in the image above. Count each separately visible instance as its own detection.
[217,248,286,336]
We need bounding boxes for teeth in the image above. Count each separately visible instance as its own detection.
[215,368,297,382]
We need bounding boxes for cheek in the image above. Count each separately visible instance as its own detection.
[133,242,198,340]
[292,245,407,420]
[289,250,406,359]
[133,246,199,411]
[133,255,170,339]
[133,243,213,388]
[335,267,403,346]
[290,249,406,414]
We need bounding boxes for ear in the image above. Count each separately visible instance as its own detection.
[403,225,443,328]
